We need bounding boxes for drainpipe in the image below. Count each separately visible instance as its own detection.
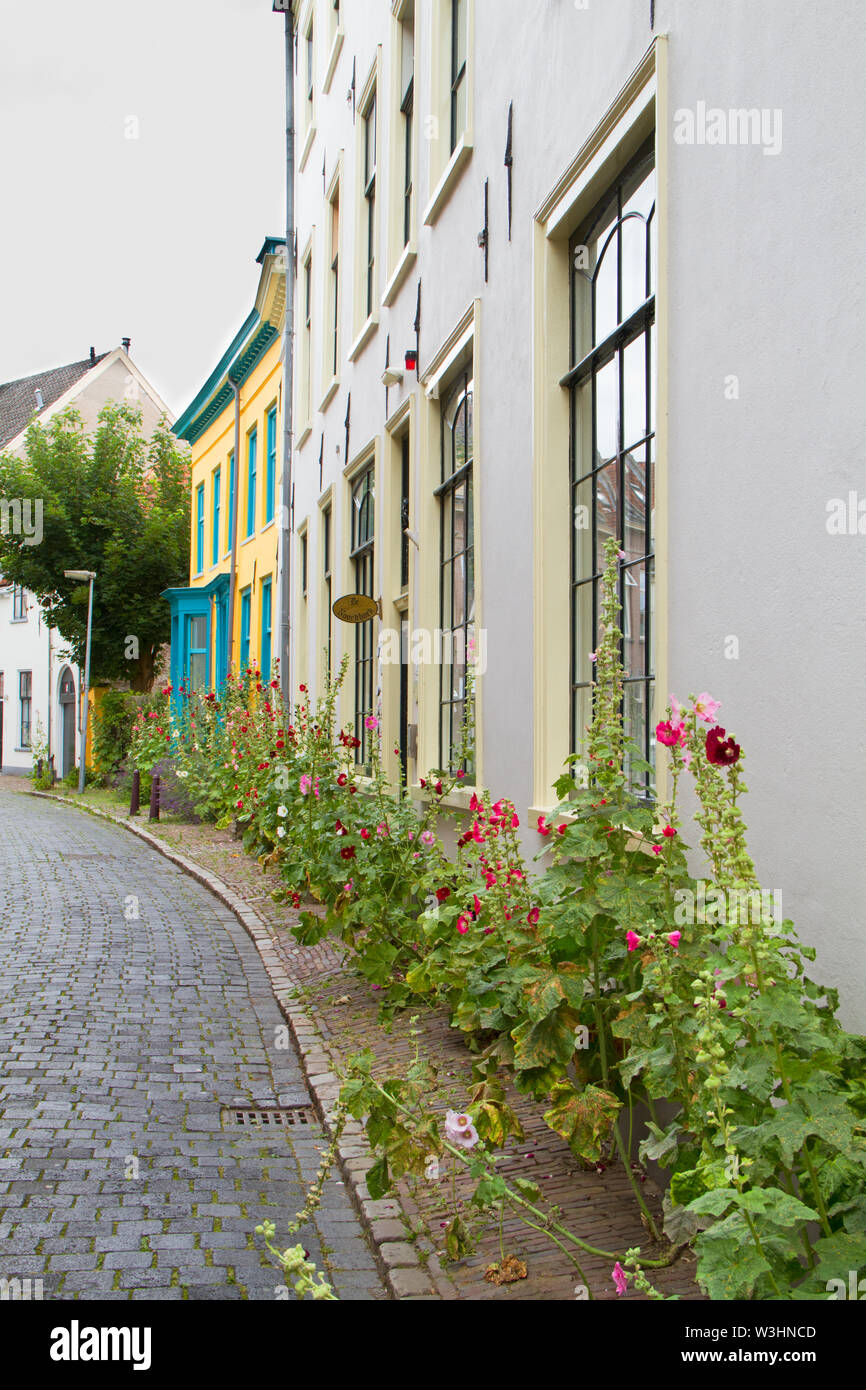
[227,378,242,673]
[46,621,52,770]
[279,2,296,710]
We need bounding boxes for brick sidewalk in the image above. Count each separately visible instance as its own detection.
[30,789,702,1301]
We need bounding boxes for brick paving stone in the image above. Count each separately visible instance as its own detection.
[0,790,386,1302]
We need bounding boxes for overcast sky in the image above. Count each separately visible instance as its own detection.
[0,0,287,418]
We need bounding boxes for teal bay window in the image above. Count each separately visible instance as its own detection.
[260,576,273,681]
[265,406,277,524]
[162,574,230,699]
[246,428,257,538]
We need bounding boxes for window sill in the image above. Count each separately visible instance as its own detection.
[299,123,317,174]
[240,534,257,547]
[297,423,313,449]
[319,377,340,412]
[382,243,417,307]
[323,28,344,94]
[261,519,276,535]
[423,134,473,227]
[349,313,379,363]
[10,616,28,624]
[411,783,479,814]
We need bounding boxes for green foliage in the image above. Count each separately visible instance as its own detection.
[0,403,190,690]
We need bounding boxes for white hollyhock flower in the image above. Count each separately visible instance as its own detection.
[276,827,287,839]
[444,1110,479,1149]
[277,805,289,818]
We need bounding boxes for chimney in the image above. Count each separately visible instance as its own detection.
[122,337,131,354]
[90,346,96,364]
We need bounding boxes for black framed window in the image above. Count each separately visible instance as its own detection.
[363,91,377,319]
[323,505,332,682]
[301,533,308,599]
[438,364,474,775]
[450,0,467,154]
[400,432,410,592]
[564,139,656,795]
[330,191,340,378]
[306,25,314,105]
[19,670,32,748]
[350,466,375,766]
[400,9,414,247]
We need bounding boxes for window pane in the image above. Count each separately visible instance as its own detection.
[595,461,618,568]
[594,355,618,464]
[623,332,648,451]
[573,477,592,582]
[623,447,648,566]
[190,615,208,649]
[623,562,646,675]
[620,213,650,321]
[572,684,592,760]
[593,231,619,345]
[572,580,594,687]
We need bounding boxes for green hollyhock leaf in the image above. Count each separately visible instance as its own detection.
[619,1042,675,1090]
[471,1173,509,1208]
[639,1121,683,1166]
[511,1002,580,1071]
[694,1232,772,1300]
[356,941,399,985]
[521,966,587,1021]
[365,1155,391,1201]
[595,872,662,926]
[445,1214,473,1261]
[543,1082,620,1164]
[813,1231,866,1284]
[513,1176,542,1202]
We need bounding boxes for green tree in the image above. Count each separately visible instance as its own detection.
[0,402,190,691]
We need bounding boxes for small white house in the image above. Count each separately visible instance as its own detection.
[0,343,174,776]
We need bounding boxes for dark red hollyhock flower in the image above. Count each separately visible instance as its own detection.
[337,774,348,787]
[706,726,741,767]
[340,846,356,861]
[419,778,427,789]
[435,887,451,903]
[434,781,443,795]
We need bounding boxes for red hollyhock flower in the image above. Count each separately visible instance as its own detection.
[536,816,552,837]
[662,825,677,838]
[337,774,348,787]
[299,684,307,693]
[434,780,443,795]
[706,726,741,767]
[456,771,465,780]
[435,887,451,903]
[420,778,427,789]
[527,908,540,927]
[340,846,356,860]
[335,820,347,836]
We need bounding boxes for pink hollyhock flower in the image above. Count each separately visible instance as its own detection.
[656,720,686,748]
[693,693,721,724]
[376,823,389,838]
[365,715,379,731]
[667,932,682,948]
[444,1111,479,1149]
[471,821,486,844]
[343,879,354,896]
[626,931,642,952]
[662,825,677,839]
[456,916,471,935]
[492,799,506,817]
[589,652,597,664]
[421,830,435,847]
[527,908,540,927]
[484,871,497,888]
[536,816,552,837]
[472,894,482,916]
[669,694,683,723]
[612,1262,628,1296]
[511,812,520,829]
[469,793,483,813]
[299,774,312,795]
[651,845,662,855]
[456,770,465,780]
[617,549,626,560]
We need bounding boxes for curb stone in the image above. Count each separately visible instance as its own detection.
[27,790,438,1302]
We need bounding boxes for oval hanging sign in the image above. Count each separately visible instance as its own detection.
[332,593,379,624]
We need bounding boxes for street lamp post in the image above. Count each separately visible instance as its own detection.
[64,569,96,795]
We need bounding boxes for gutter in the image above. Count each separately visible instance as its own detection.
[227,379,242,672]
[279,4,296,708]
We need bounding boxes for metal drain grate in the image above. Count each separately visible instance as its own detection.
[221,1106,314,1129]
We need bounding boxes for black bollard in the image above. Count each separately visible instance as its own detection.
[148,773,160,822]
[37,759,43,779]
[130,769,141,817]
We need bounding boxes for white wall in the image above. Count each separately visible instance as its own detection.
[291,0,866,1029]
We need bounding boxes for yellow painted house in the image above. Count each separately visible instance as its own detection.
[163,239,286,692]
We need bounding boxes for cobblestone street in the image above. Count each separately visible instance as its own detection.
[0,790,385,1301]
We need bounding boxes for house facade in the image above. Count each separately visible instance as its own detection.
[166,239,286,694]
[0,344,174,775]
[281,0,866,1030]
